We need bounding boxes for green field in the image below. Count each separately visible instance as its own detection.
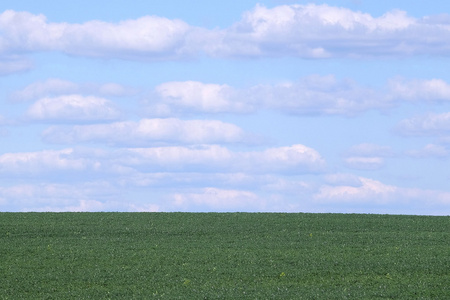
[0,213,449,299]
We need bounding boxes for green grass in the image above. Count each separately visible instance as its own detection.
[0,213,449,299]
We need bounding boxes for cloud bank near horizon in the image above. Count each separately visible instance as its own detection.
[3,73,450,213]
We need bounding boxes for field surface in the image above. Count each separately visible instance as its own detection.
[0,213,449,299]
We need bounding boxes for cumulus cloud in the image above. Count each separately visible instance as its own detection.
[13,76,450,121]
[343,143,393,170]
[10,78,78,101]
[145,75,390,116]
[0,55,33,75]
[0,10,195,60]
[2,4,450,65]
[0,10,64,53]
[406,144,450,158]
[0,143,325,179]
[0,147,141,181]
[173,187,262,211]
[347,143,393,157]
[0,148,90,175]
[256,75,386,115]
[61,16,195,59]
[344,157,385,170]
[0,143,325,212]
[15,76,450,120]
[314,176,450,214]
[154,81,253,114]
[315,177,398,204]
[120,144,326,174]
[0,182,130,212]
[25,95,122,123]
[42,118,248,146]
[2,173,449,213]
[210,4,450,58]
[10,78,135,102]
[115,171,307,196]
[317,176,450,205]
[396,112,450,136]
[250,144,326,173]
[143,76,450,117]
[120,145,232,172]
[388,78,450,102]
[0,146,447,213]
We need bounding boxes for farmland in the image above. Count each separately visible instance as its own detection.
[1,213,449,299]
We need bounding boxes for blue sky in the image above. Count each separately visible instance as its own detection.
[1,1,450,214]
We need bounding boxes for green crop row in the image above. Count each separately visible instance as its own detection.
[0,213,449,299]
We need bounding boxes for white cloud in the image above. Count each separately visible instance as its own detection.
[315,177,398,204]
[11,78,135,102]
[115,170,303,194]
[250,144,326,173]
[213,4,450,58]
[2,174,449,213]
[346,143,393,157]
[314,176,450,214]
[343,143,393,170]
[53,199,108,212]
[145,75,390,116]
[10,78,78,101]
[61,16,194,59]
[17,76,450,121]
[145,76,450,117]
[154,81,253,113]
[0,10,195,60]
[396,112,450,136]
[121,145,232,171]
[389,78,450,102]
[0,55,33,75]
[2,5,450,64]
[173,187,262,211]
[406,144,450,158]
[0,143,325,178]
[25,94,122,123]
[0,145,323,212]
[42,118,247,145]
[120,144,325,174]
[344,157,385,170]
[0,10,64,52]
[253,75,387,115]
[0,148,90,174]
[0,182,130,211]
[126,203,161,212]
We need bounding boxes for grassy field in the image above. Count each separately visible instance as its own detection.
[0,213,449,299]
